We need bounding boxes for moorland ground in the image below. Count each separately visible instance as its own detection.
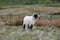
[0,5,60,40]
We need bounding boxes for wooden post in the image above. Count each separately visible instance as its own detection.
[50,15,52,27]
[9,14,12,26]
[0,14,3,21]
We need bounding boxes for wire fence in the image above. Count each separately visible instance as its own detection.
[0,14,53,21]
[0,14,60,26]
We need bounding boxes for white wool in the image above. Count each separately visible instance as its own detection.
[23,16,36,26]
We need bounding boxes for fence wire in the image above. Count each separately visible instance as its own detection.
[0,14,60,26]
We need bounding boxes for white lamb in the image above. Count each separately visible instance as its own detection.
[23,14,39,30]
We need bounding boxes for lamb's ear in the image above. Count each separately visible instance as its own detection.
[32,14,35,16]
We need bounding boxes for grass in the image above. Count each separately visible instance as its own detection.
[0,5,25,9]
[52,15,60,19]
[40,15,60,20]
[0,14,60,26]
[0,5,60,40]
[0,26,60,40]
[0,5,60,15]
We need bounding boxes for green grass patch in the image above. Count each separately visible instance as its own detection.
[0,26,60,40]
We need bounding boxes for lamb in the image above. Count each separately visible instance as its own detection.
[23,14,39,31]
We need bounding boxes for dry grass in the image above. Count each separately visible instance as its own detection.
[0,6,60,15]
[1,17,23,26]
[1,18,60,27]
[35,19,60,27]
[0,5,60,26]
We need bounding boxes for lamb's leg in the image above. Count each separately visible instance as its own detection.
[30,24,33,31]
[28,24,30,29]
[23,24,25,30]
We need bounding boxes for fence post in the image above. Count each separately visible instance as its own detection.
[39,14,41,20]
[9,14,13,26]
[0,14,3,21]
[18,14,21,19]
[50,15,52,27]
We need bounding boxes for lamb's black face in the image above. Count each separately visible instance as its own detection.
[33,14,38,19]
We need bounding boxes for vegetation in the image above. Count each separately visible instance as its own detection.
[0,26,60,40]
[0,0,60,6]
[0,5,60,26]
[0,0,60,40]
